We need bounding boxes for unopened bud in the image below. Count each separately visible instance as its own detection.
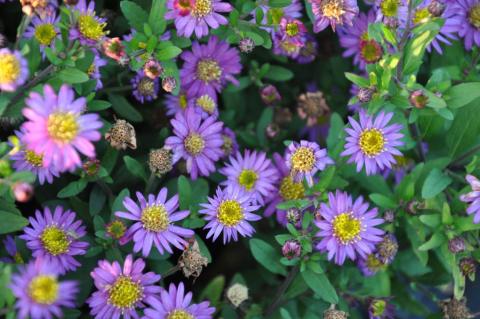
[13,182,33,203]
[266,123,280,138]
[239,37,255,53]
[286,209,300,224]
[144,60,164,79]
[459,257,476,278]
[226,283,248,308]
[428,0,445,17]
[162,76,177,93]
[384,210,395,223]
[357,87,375,103]
[448,237,466,254]
[148,148,173,177]
[83,158,100,176]
[106,219,127,241]
[282,240,301,260]
[105,119,137,150]
[260,85,281,105]
[324,308,349,319]
[409,90,428,109]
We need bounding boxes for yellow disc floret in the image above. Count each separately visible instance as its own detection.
[184,133,205,155]
[47,112,79,144]
[332,212,362,245]
[167,310,194,319]
[286,22,299,37]
[25,150,44,167]
[34,24,56,46]
[192,0,213,18]
[196,59,222,83]
[28,275,59,305]
[78,15,107,41]
[413,8,431,24]
[141,205,170,232]
[40,226,70,256]
[279,176,305,201]
[359,128,385,157]
[108,276,143,309]
[217,200,243,227]
[321,0,345,20]
[380,0,399,17]
[238,169,258,191]
[0,53,21,85]
[196,95,216,114]
[290,147,315,172]
[469,4,480,28]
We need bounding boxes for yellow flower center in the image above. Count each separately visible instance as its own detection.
[196,95,216,114]
[366,254,384,271]
[238,169,258,191]
[167,310,194,319]
[25,149,44,167]
[360,39,383,64]
[184,133,205,155]
[0,53,21,85]
[359,128,385,157]
[280,40,300,54]
[138,78,156,96]
[469,4,480,28]
[380,0,399,17]
[40,226,70,256]
[196,59,222,83]
[279,176,305,201]
[321,0,345,20]
[179,93,188,109]
[87,63,96,76]
[332,212,362,245]
[47,112,79,144]
[28,275,59,305]
[413,8,430,24]
[141,205,170,232]
[286,22,299,37]
[222,135,233,155]
[108,276,143,309]
[217,200,243,227]
[14,252,24,263]
[192,0,212,18]
[34,23,56,46]
[371,299,387,316]
[78,15,107,41]
[291,147,315,172]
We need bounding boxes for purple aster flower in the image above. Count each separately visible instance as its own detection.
[381,155,413,184]
[368,298,396,319]
[309,0,359,32]
[88,51,107,90]
[279,17,307,46]
[250,0,303,34]
[460,174,480,223]
[24,13,60,57]
[374,0,408,26]
[0,235,23,263]
[190,93,219,119]
[10,257,78,319]
[200,185,261,243]
[115,188,194,256]
[273,31,302,58]
[87,254,162,319]
[144,282,215,319]
[341,109,404,175]
[180,36,242,98]
[265,153,307,226]
[165,0,232,38]
[10,129,60,184]
[338,10,379,69]
[357,254,385,276]
[220,127,239,158]
[165,107,224,179]
[295,34,319,63]
[20,206,89,274]
[69,0,108,46]
[443,0,480,50]
[21,84,103,172]
[285,140,333,187]
[164,90,190,117]
[282,239,302,260]
[0,48,29,92]
[131,70,160,103]
[219,150,279,205]
[315,190,385,265]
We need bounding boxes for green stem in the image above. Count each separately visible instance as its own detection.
[264,265,300,317]
[449,144,480,169]
[144,172,157,194]
[162,265,180,279]
[101,85,133,94]
[14,15,32,50]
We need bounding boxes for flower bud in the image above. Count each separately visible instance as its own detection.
[459,257,476,278]
[409,90,429,109]
[357,87,375,103]
[162,76,177,93]
[144,60,164,79]
[368,298,395,319]
[384,16,398,28]
[13,182,33,203]
[323,308,349,319]
[226,283,248,308]
[439,298,472,319]
[102,37,125,62]
[384,210,395,223]
[260,85,281,105]
[428,0,445,17]
[286,209,300,224]
[266,123,280,138]
[406,200,425,215]
[282,240,301,260]
[106,219,127,241]
[105,119,137,150]
[178,239,209,279]
[448,236,466,254]
[376,233,398,264]
[148,148,173,177]
[239,37,255,53]
[83,158,100,176]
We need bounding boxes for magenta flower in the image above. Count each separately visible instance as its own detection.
[0,48,29,92]
[115,188,194,256]
[180,36,242,98]
[315,190,385,265]
[165,107,224,179]
[309,0,359,32]
[460,174,480,223]
[20,206,89,274]
[200,185,261,244]
[165,0,232,38]
[87,255,162,319]
[144,282,216,318]
[10,258,78,319]
[279,17,307,46]
[341,109,404,175]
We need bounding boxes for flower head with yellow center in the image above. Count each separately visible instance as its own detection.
[332,212,362,245]
[78,14,107,41]
[380,0,400,18]
[0,52,21,85]
[321,0,345,21]
[28,275,59,305]
[141,205,170,232]
[279,176,305,201]
[184,133,205,155]
[34,23,57,46]
[192,0,212,18]
[24,149,44,167]
[47,112,79,144]
[469,4,480,28]
[217,200,244,227]
[40,225,71,256]
[238,169,258,191]
[168,310,194,319]
[108,276,143,309]
[196,94,217,115]
[359,128,386,157]
[196,59,222,83]
[290,146,315,173]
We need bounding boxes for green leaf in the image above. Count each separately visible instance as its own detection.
[112,188,130,212]
[89,185,106,216]
[58,68,89,84]
[0,211,29,234]
[123,156,148,182]
[156,46,182,61]
[419,214,441,228]
[345,72,369,87]
[256,107,273,146]
[178,175,192,210]
[249,238,287,275]
[108,94,143,122]
[446,103,480,157]
[269,0,292,7]
[421,168,452,199]
[445,83,480,109]
[454,216,480,232]
[199,276,225,306]
[88,100,111,111]
[301,269,338,304]
[418,232,447,251]
[369,193,397,209]
[120,1,149,31]
[280,308,293,319]
[264,65,294,81]
[403,22,440,75]
[57,180,87,198]
[149,0,167,34]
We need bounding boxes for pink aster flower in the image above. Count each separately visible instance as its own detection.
[309,0,359,32]
[21,84,103,172]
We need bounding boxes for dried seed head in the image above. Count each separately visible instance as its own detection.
[148,148,173,177]
[440,298,473,319]
[297,91,330,127]
[448,237,466,254]
[286,209,301,225]
[323,309,349,319]
[105,119,137,150]
[178,239,208,279]
[376,233,398,264]
[226,283,248,308]
[239,37,255,53]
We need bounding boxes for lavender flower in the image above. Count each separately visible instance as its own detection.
[165,107,224,179]
[69,0,108,46]
[0,48,29,92]
[144,282,215,318]
[10,258,78,319]
[315,190,385,265]
[443,0,480,50]
[309,0,359,32]
[251,0,303,34]
[279,17,307,46]
[87,255,162,318]
[460,174,480,223]
[220,127,239,158]
[1,235,23,263]
[200,185,261,244]
[115,188,194,256]
[164,90,190,117]
[20,206,89,274]
[341,109,404,175]
[357,254,385,276]
[131,70,160,103]
[220,150,279,205]
[282,240,302,259]
[88,52,107,90]
[165,0,232,38]
[24,13,60,57]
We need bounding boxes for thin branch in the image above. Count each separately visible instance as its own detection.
[449,144,480,169]
[264,265,300,317]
